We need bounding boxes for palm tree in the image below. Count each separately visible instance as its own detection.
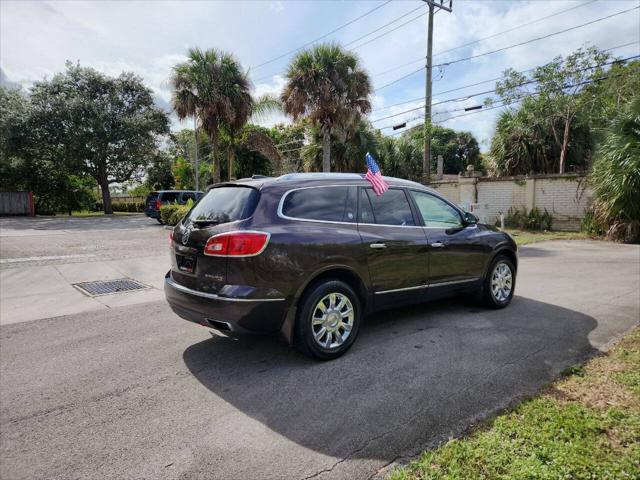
[171,48,253,184]
[281,43,372,172]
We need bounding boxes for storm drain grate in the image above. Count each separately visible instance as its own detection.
[73,278,149,297]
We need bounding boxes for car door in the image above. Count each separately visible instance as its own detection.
[408,190,486,290]
[357,187,429,309]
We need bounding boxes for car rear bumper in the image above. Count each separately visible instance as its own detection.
[145,209,160,218]
[164,271,289,334]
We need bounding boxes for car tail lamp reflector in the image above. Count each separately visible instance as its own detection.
[156,199,162,210]
[169,231,174,248]
[204,231,270,257]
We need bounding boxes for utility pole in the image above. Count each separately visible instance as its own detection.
[421,0,452,185]
[193,116,199,191]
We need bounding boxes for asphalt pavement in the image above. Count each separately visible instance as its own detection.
[0,216,638,480]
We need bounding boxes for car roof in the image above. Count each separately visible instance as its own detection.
[209,173,434,192]
[155,190,201,194]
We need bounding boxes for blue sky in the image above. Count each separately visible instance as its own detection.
[2,0,639,150]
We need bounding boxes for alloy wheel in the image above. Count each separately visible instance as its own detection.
[311,293,354,349]
[491,262,513,302]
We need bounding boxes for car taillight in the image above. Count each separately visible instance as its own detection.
[204,231,270,257]
[156,199,162,210]
[169,231,174,248]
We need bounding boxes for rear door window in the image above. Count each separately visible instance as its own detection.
[181,192,197,203]
[159,192,179,204]
[187,186,259,224]
[360,188,415,226]
[281,186,356,223]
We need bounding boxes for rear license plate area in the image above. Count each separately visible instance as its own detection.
[176,254,196,273]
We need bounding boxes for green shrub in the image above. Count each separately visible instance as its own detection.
[160,204,190,225]
[590,96,640,243]
[581,208,606,236]
[503,207,553,231]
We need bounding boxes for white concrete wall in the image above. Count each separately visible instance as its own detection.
[430,182,460,204]
[430,174,592,231]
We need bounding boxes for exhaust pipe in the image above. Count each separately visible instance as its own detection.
[204,318,233,332]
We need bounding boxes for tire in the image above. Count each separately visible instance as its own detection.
[156,217,164,224]
[295,280,361,360]
[480,255,516,309]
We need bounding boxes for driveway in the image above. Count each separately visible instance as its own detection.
[0,234,638,479]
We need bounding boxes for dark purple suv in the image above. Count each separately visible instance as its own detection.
[165,173,517,360]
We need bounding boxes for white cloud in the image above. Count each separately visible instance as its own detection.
[2,0,638,148]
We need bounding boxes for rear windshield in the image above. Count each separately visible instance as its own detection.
[186,186,259,224]
[146,192,159,201]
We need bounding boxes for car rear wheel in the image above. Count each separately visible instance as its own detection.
[295,280,361,360]
[481,255,516,308]
[156,218,163,224]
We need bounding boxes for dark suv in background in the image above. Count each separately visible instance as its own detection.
[164,173,517,360]
[145,190,203,223]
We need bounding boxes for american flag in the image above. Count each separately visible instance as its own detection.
[365,152,389,196]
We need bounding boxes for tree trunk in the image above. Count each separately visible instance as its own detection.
[322,131,331,172]
[100,177,113,214]
[227,144,235,181]
[559,117,571,174]
[211,141,220,185]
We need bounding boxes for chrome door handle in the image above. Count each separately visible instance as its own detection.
[370,243,387,249]
[430,242,445,248]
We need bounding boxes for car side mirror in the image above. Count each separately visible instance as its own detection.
[463,211,478,225]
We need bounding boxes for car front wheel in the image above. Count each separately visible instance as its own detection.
[295,280,361,360]
[481,255,516,308]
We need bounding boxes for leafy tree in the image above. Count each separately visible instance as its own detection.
[589,95,640,243]
[302,120,378,172]
[25,63,168,213]
[269,123,307,173]
[408,126,481,174]
[493,46,610,173]
[0,86,98,214]
[580,60,640,131]
[145,152,175,190]
[172,156,194,190]
[281,43,372,172]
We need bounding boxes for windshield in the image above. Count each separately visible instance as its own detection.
[186,186,259,224]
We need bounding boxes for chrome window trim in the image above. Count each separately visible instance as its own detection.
[374,277,479,295]
[166,276,286,302]
[277,184,426,229]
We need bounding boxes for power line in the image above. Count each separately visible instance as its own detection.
[253,3,426,84]
[373,54,639,124]
[344,5,425,50]
[434,5,639,68]
[347,5,427,50]
[251,0,392,71]
[372,41,640,112]
[372,5,638,92]
[253,2,428,84]
[369,0,600,80]
[435,0,599,57]
[388,71,630,136]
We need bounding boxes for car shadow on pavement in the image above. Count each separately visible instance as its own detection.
[182,296,598,462]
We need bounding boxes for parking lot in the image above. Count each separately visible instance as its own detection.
[1,215,639,480]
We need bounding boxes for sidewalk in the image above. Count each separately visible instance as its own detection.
[0,254,169,325]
